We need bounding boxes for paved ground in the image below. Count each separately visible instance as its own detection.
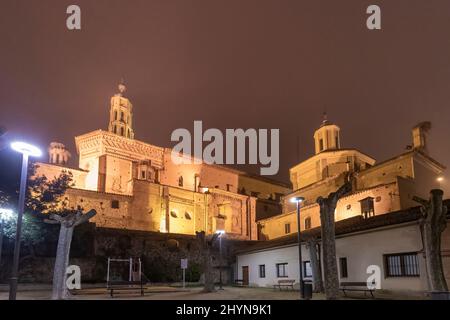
[0,284,426,300]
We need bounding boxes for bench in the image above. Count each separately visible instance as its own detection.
[107,280,144,298]
[340,282,375,298]
[273,279,295,291]
[234,279,246,287]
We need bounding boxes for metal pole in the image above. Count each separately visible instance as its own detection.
[219,235,223,290]
[0,220,4,267]
[107,258,111,286]
[9,154,29,300]
[129,257,132,282]
[296,201,304,299]
[183,268,185,289]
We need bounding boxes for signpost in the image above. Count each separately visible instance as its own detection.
[181,259,188,289]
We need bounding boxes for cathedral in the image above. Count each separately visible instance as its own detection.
[259,117,445,239]
[35,83,290,240]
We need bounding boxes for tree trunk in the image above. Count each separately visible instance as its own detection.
[307,238,323,293]
[52,225,74,300]
[317,182,351,300]
[196,231,219,293]
[415,189,448,292]
[320,206,339,299]
[202,251,216,293]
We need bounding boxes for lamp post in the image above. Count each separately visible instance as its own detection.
[0,209,14,267]
[291,196,305,299]
[216,230,225,290]
[9,141,42,300]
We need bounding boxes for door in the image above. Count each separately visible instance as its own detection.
[242,266,249,285]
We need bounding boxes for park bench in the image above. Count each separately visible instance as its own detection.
[340,282,375,298]
[273,279,295,291]
[234,279,246,287]
[107,280,144,298]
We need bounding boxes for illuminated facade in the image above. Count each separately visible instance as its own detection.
[259,118,446,240]
[34,83,290,239]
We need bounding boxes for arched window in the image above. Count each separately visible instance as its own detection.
[120,112,124,122]
[120,127,124,136]
[128,129,130,138]
[113,125,117,134]
[114,111,118,120]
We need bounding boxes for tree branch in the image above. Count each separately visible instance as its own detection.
[73,209,97,227]
[413,196,428,207]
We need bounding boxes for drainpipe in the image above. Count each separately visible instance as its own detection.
[246,196,251,239]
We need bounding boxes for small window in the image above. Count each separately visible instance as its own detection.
[385,253,419,277]
[170,210,178,218]
[276,263,288,278]
[376,196,381,202]
[304,217,311,230]
[141,170,146,179]
[360,197,375,218]
[111,200,120,209]
[284,223,291,234]
[335,136,339,148]
[339,257,348,278]
[319,139,324,151]
[120,127,124,136]
[346,204,351,210]
[303,261,312,277]
[259,265,266,278]
[178,176,184,187]
[114,111,118,120]
[113,125,117,134]
[185,212,192,220]
[120,112,124,121]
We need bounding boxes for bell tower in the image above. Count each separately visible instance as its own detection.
[313,113,341,154]
[108,80,135,139]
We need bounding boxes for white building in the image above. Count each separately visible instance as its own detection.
[236,204,450,295]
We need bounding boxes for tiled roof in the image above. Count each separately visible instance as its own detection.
[234,200,450,255]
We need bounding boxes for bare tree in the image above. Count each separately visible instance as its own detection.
[196,231,219,293]
[316,182,351,299]
[45,209,96,300]
[413,189,448,292]
[306,237,323,293]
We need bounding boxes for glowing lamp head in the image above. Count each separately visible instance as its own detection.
[290,196,305,204]
[0,208,14,221]
[216,230,225,235]
[11,142,42,157]
[437,177,444,182]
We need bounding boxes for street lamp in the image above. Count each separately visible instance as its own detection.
[216,230,225,290]
[437,176,444,188]
[291,196,305,299]
[0,209,14,267]
[9,141,42,300]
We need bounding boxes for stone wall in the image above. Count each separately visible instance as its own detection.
[0,222,251,285]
